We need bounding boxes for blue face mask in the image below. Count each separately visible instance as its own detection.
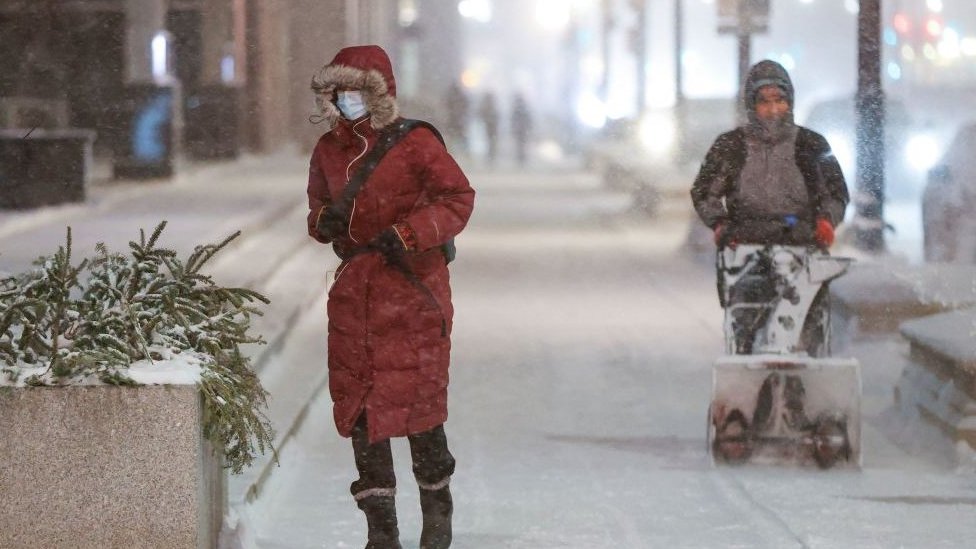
[336,91,368,120]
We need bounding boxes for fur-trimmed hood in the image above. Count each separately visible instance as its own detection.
[311,45,399,131]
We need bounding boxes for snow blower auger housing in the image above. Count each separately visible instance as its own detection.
[707,244,862,469]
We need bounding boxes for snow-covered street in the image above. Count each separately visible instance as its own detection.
[239,163,976,548]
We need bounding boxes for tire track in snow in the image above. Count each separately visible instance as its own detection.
[707,470,810,548]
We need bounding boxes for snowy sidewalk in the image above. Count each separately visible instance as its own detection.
[233,166,976,549]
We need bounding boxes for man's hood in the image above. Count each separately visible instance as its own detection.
[743,59,795,128]
[311,45,399,131]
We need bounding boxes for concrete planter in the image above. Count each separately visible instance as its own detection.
[0,385,224,549]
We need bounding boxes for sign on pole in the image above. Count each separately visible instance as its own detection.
[718,0,770,35]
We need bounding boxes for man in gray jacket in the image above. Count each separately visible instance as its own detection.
[691,60,849,354]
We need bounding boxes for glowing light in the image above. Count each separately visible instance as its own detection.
[458,0,492,23]
[535,0,571,31]
[961,38,976,57]
[576,93,607,129]
[923,43,937,60]
[905,134,941,172]
[638,111,676,158]
[926,0,943,13]
[825,132,854,180]
[901,45,916,61]
[844,0,858,15]
[893,13,911,35]
[399,0,418,26]
[460,68,481,88]
[884,28,897,47]
[220,54,235,83]
[151,32,168,80]
[939,28,961,59]
[886,61,902,80]
[926,18,943,38]
[798,0,814,4]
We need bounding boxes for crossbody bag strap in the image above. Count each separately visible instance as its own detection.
[332,119,444,220]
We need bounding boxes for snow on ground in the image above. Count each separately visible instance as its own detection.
[240,165,976,548]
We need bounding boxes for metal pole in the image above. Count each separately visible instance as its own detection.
[854,0,886,252]
[674,0,684,106]
[736,0,751,124]
[636,0,649,116]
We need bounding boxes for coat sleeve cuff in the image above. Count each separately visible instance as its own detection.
[392,222,418,251]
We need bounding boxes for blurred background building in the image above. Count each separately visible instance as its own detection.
[0,0,465,176]
[2,0,976,184]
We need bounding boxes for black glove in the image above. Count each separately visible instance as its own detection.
[316,206,347,240]
[371,227,407,266]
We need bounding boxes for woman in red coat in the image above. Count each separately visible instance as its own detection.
[307,45,474,549]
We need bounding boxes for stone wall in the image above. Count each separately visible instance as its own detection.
[0,385,224,549]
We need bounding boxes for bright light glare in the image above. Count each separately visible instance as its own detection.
[927,0,943,13]
[844,0,858,14]
[887,61,902,80]
[535,139,565,162]
[536,0,571,31]
[151,32,168,80]
[825,132,854,179]
[905,134,941,172]
[576,93,607,129]
[220,54,235,83]
[638,112,676,158]
[938,28,961,60]
[798,0,815,5]
[458,0,492,23]
[399,0,418,26]
[962,38,976,57]
[460,68,480,88]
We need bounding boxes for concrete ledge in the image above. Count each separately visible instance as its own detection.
[0,385,223,549]
[894,308,976,457]
[830,262,976,350]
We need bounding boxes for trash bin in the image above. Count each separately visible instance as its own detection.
[111,84,176,179]
[0,128,95,209]
[184,85,240,160]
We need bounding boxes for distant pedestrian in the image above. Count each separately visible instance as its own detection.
[307,44,475,549]
[478,92,499,165]
[444,82,470,152]
[510,92,532,166]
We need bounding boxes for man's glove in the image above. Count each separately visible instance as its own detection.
[815,218,835,248]
[315,206,347,241]
[371,227,407,266]
[713,222,736,249]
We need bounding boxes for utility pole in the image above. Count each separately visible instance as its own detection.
[717,1,768,123]
[854,0,886,252]
[633,0,648,116]
[674,0,684,107]
[675,0,686,162]
[736,1,752,124]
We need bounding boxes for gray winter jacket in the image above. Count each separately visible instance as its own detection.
[690,61,849,246]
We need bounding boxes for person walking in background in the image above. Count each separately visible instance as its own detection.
[510,92,532,167]
[307,44,475,549]
[478,91,499,166]
[444,82,470,153]
[690,59,849,355]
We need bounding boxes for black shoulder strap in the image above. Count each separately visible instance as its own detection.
[332,119,444,220]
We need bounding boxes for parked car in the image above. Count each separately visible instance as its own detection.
[803,96,942,202]
[922,121,976,263]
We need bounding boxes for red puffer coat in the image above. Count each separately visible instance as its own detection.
[306,46,475,443]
